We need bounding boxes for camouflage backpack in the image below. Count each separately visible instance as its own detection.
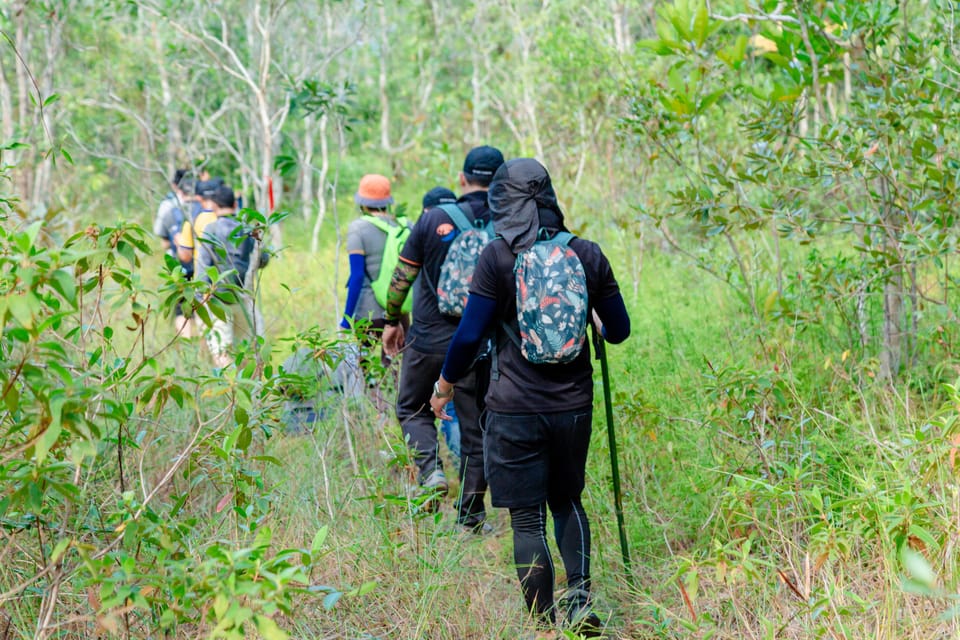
[506,230,588,364]
[435,203,494,316]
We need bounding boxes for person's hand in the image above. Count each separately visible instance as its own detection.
[591,309,604,337]
[383,323,405,356]
[429,378,454,420]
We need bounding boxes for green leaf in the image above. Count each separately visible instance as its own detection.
[254,615,288,640]
[36,419,63,465]
[911,137,937,161]
[322,591,342,609]
[224,425,243,454]
[718,35,748,69]
[42,93,61,107]
[692,0,709,47]
[311,525,329,556]
[237,425,252,452]
[49,537,71,562]
[902,547,936,588]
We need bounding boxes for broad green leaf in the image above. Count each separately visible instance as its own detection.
[35,420,63,464]
[322,591,342,609]
[255,615,288,640]
[692,0,709,47]
[49,537,71,562]
[902,547,935,588]
[224,425,244,454]
[8,293,35,329]
[311,525,329,556]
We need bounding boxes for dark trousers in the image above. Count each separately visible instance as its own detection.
[395,347,488,525]
[484,408,594,621]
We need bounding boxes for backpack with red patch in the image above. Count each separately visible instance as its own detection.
[504,229,588,364]
[435,203,494,316]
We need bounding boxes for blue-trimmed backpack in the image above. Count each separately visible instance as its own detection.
[435,203,494,316]
[505,229,588,364]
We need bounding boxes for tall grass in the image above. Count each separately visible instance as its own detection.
[6,210,960,639]
[152,215,960,637]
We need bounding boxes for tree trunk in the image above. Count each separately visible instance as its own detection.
[311,113,330,254]
[880,267,904,382]
[13,0,32,207]
[300,115,315,223]
[31,5,65,214]
[878,178,905,382]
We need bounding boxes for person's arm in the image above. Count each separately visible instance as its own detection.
[175,221,194,265]
[340,252,366,329]
[593,293,631,344]
[441,293,497,384]
[430,293,496,418]
[383,259,420,324]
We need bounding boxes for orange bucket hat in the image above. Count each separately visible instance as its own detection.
[354,174,394,208]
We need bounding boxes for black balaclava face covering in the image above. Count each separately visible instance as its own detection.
[488,158,564,253]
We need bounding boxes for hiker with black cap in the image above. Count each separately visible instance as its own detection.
[177,177,224,272]
[421,186,462,473]
[429,158,631,638]
[195,184,267,369]
[381,146,504,531]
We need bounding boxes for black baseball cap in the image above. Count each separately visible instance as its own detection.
[422,186,457,210]
[462,145,505,180]
[211,185,236,208]
[196,177,225,199]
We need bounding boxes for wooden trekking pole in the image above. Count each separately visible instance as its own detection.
[592,322,634,587]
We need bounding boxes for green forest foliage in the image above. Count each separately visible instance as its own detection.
[4,0,960,638]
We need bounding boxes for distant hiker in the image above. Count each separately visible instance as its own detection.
[195,184,267,369]
[154,168,188,257]
[422,186,461,471]
[429,158,631,637]
[154,169,196,336]
[341,173,411,375]
[169,177,200,337]
[177,177,225,339]
[177,177,224,273]
[381,145,504,530]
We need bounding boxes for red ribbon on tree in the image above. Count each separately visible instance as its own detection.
[268,177,275,213]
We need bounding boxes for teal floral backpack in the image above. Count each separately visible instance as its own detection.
[509,230,588,364]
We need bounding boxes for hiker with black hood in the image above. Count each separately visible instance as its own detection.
[429,158,631,637]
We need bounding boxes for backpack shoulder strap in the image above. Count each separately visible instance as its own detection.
[362,214,390,233]
[552,230,575,246]
[362,214,409,236]
[438,203,473,232]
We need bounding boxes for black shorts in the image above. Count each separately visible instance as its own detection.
[483,408,592,509]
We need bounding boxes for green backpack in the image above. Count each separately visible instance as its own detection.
[362,214,412,314]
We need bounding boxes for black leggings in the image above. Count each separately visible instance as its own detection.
[510,497,592,623]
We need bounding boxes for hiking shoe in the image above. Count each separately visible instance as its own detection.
[561,589,603,638]
[462,520,495,535]
[422,469,448,496]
